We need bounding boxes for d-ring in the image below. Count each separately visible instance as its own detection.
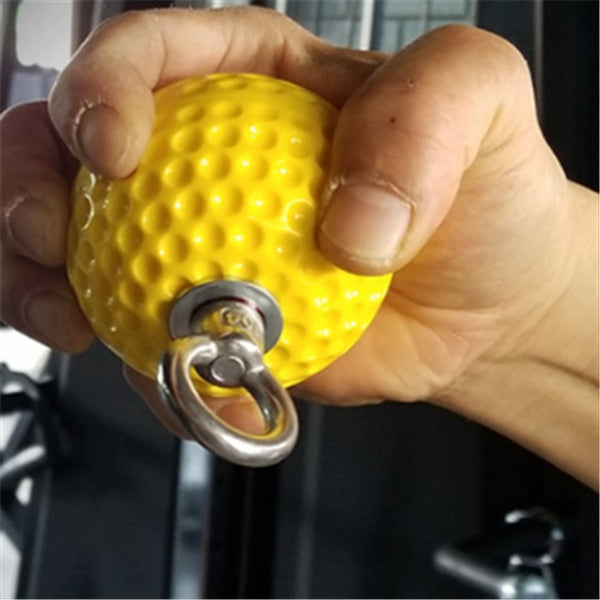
[157,334,299,467]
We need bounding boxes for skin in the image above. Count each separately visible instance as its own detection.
[0,8,597,488]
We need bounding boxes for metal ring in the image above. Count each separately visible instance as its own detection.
[168,280,283,352]
[505,508,565,568]
[157,336,299,467]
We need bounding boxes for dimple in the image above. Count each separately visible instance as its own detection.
[67,73,392,386]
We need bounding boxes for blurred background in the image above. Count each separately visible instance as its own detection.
[1,1,597,598]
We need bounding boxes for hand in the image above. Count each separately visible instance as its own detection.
[1,8,596,485]
[1,7,386,437]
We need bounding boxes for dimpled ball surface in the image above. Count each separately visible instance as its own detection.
[68,73,392,390]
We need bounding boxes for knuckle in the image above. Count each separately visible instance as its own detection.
[90,8,153,38]
[424,24,530,81]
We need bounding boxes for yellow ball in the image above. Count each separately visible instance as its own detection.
[68,73,391,390]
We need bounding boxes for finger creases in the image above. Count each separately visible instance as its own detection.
[0,102,73,266]
[48,6,382,179]
[318,24,539,274]
[0,252,94,353]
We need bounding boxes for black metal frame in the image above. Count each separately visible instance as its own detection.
[0,363,64,599]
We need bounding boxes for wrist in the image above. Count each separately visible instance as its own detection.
[432,181,599,489]
[434,353,598,489]
[520,181,598,382]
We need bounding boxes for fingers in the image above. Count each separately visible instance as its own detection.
[49,6,385,178]
[3,6,384,352]
[317,25,538,275]
[0,102,94,352]
[124,365,267,439]
[1,102,71,266]
[0,254,93,352]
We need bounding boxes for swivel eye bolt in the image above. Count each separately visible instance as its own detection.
[159,281,296,466]
[67,73,392,466]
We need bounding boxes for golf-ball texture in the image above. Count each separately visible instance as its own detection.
[68,73,392,391]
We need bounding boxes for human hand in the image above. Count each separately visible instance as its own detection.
[1,8,596,483]
[294,19,598,487]
[0,7,386,436]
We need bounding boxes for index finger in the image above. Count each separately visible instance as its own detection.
[49,6,386,178]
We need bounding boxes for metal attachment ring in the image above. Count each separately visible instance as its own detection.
[168,280,283,352]
[157,336,298,467]
[157,280,298,466]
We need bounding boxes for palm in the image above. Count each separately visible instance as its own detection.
[298,141,570,405]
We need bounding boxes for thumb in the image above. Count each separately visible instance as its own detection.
[317,25,536,275]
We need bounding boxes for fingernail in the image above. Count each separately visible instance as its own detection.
[77,104,131,176]
[319,183,412,265]
[8,197,53,263]
[24,291,86,351]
